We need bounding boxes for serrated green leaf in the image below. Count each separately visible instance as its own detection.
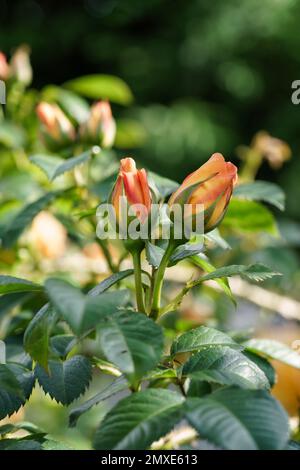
[171,326,241,356]
[244,338,300,369]
[98,310,164,384]
[93,389,184,450]
[199,263,281,283]
[88,269,134,296]
[0,364,35,420]
[45,278,129,335]
[35,355,92,405]
[222,199,278,235]
[0,364,25,397]
[204,228,231,250]
[24,304,56,370]
[1,192,60,248]
[185,387,289,450]
[190,255,235,304]
[64,74,133,105]
[182,347,269,390]
[0,438,43,451]
[0,275,42,295]
[69,376,128,427]
[169,242,203,266]
[234,181,285,211]
[145,242,165,268]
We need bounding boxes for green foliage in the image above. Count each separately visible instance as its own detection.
[93,389,184,450]
[30,150,92,181]
[234,181,285,211]
[64,75,133,105]
[244,339,300,369]
[98,310,164,384]
[171,326,241,355]
[35,356,92,405]
[185,388,289,450]
[222,199,278,234]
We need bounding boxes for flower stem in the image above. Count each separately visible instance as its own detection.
[132,249,146,313]
[150,239,177,320]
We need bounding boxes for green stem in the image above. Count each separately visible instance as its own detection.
[132,250,146,313]
[150,239,177,320]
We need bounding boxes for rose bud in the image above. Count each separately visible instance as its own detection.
[36,102,76,148]
[10,45,32,86]
[109,157,152,227]
[80,100,116,148]
[0,52,10,81]
[253,131,291,169]
[169,153,238,234]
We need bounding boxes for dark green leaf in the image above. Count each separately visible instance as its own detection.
[35,355,92,405]
[0,364,24,397]
[182,347,269,390]
[199,263,281,283]
[88,270,134,296]
[98,310,164,383]
[185,387,289,450]
[0,364,35,420]
[169,242,203,266]
[69,376,128,427]
[45,278,129,334]
[93,389,184,450]
[24,304,55,370]
[234,181,285,211]
[243,351,276,388]
[171,326,241,356]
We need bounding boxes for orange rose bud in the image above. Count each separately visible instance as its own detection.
[80,100,116,148]
[0,52,10,81]
[110,157,152,224]
[10,45,32,85]
[36,102,76,147]
[169,153,238,233]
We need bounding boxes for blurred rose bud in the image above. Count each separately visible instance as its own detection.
[253,131,291,169]
[36,102,76,147]
[0,52,10,81]
[169,153,238,234]
[80,100,116,148]
[10,45,32,86]
[30,211,67,259]
[110,157,152,225]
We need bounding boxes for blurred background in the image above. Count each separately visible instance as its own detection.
[1,0,300,449]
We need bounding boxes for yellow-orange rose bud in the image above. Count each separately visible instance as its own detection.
[110,157,152,224]
[80,100,116,148]
[36,102,76,147]
[169,153,238,233]
[0,52,9,81]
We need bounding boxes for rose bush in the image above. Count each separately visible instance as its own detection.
[0,47,299,451]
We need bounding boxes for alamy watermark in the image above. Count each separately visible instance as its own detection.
[291,80,300,104]
[96,199,205,242]
[0,340,6,363]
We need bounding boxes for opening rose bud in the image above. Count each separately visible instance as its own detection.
[36,102,76,145]
[110,157,152,225]
[0,52,10,81]
[169,153,238,234]
[80,100,116,148]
